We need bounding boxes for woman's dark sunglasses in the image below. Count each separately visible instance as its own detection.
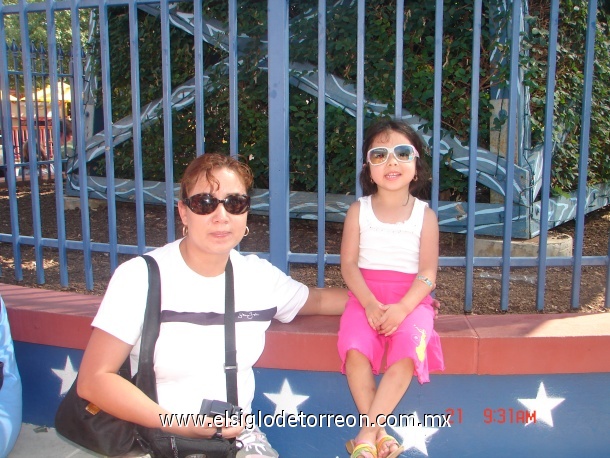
[183,193,250,215]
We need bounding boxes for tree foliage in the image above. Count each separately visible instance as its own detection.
[3,3,89,54]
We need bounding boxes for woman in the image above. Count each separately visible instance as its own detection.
[77,153,347,457]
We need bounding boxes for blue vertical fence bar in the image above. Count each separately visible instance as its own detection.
[606,231,610,309]
[32,43,51,178]
[0,1,23,280]
[431,0,443,215]
[316,0,326,287]
[193,0,205,157]
[228,0,238,159]
[535,0,560,312]
[570,0,598,310]
[98,0,119,273]
[19,0,45,285]
[10,40,27,184]
[393,0,403,118]
[128,0,146,255]
[71,0,94,289]
[431,0,447,309]
[45,0,69,287]
[267,0,290,273]
[464,0,483,314]
[499,0,522,312]
[160,0,175,243]
[355,0,365,197]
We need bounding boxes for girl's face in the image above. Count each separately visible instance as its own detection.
[178,167,248,257]
[367,130,417,192]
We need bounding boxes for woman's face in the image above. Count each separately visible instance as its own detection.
[178,167,248,257]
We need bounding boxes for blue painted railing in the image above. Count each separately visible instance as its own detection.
[0,0,608,312]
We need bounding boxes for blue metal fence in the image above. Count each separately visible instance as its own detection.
[0,0,608,312]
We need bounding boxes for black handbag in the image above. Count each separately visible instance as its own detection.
[55,256,239,458]
[53,359,139,456]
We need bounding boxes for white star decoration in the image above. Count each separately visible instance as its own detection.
[263,379,309,417]
[392,411,440,456]
[518,381,565,427]
[52,356,78,396]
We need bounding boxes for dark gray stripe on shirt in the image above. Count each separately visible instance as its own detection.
[160,308,277,326]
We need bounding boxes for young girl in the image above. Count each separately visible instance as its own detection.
[338,119,445,458]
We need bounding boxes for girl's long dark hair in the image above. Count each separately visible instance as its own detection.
[359,118,430,198]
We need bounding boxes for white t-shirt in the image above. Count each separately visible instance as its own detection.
[92,240,309,414]
[357,195,427,274]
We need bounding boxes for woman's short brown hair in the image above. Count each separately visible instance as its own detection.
[180,153,254,200]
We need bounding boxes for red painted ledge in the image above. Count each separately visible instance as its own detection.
[2,282,609,375]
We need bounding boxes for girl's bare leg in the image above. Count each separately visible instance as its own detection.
[348,356,414,458]
[345,349,378,446]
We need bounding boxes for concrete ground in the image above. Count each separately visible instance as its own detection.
[8,423,101,458]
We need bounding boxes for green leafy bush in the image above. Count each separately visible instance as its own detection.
[527,0,610,193]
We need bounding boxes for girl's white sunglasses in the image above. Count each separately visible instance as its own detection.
[366,144,419,166]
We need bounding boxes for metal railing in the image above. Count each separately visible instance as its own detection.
[0,0,608,312]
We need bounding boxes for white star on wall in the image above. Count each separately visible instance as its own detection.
[392,411,440,456]
[263,379,309,417]
[51,356,78,396]
[518,381,565,427]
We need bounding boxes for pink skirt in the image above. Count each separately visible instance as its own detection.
[337,269,445,384]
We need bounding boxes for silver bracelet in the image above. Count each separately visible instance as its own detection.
[416,275,435,289]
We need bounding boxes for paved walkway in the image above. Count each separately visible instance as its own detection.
[9,423,100,458]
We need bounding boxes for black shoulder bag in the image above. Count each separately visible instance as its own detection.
[55,256,239,458]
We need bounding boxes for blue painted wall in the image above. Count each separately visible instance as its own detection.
[15,342,610,457]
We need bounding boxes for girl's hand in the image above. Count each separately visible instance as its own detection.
[377,303,409,336]
[431,298,441,318]
[364,301,385,330]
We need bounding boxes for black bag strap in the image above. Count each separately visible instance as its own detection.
[135,254,162,401]
[223,259,238,406]
[135,255,239,408]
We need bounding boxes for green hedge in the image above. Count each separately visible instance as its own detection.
[528,0,610,194]
[96,0,609,197]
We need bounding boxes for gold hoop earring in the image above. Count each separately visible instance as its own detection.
[244,226,250,237]
[182,225,188,237]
